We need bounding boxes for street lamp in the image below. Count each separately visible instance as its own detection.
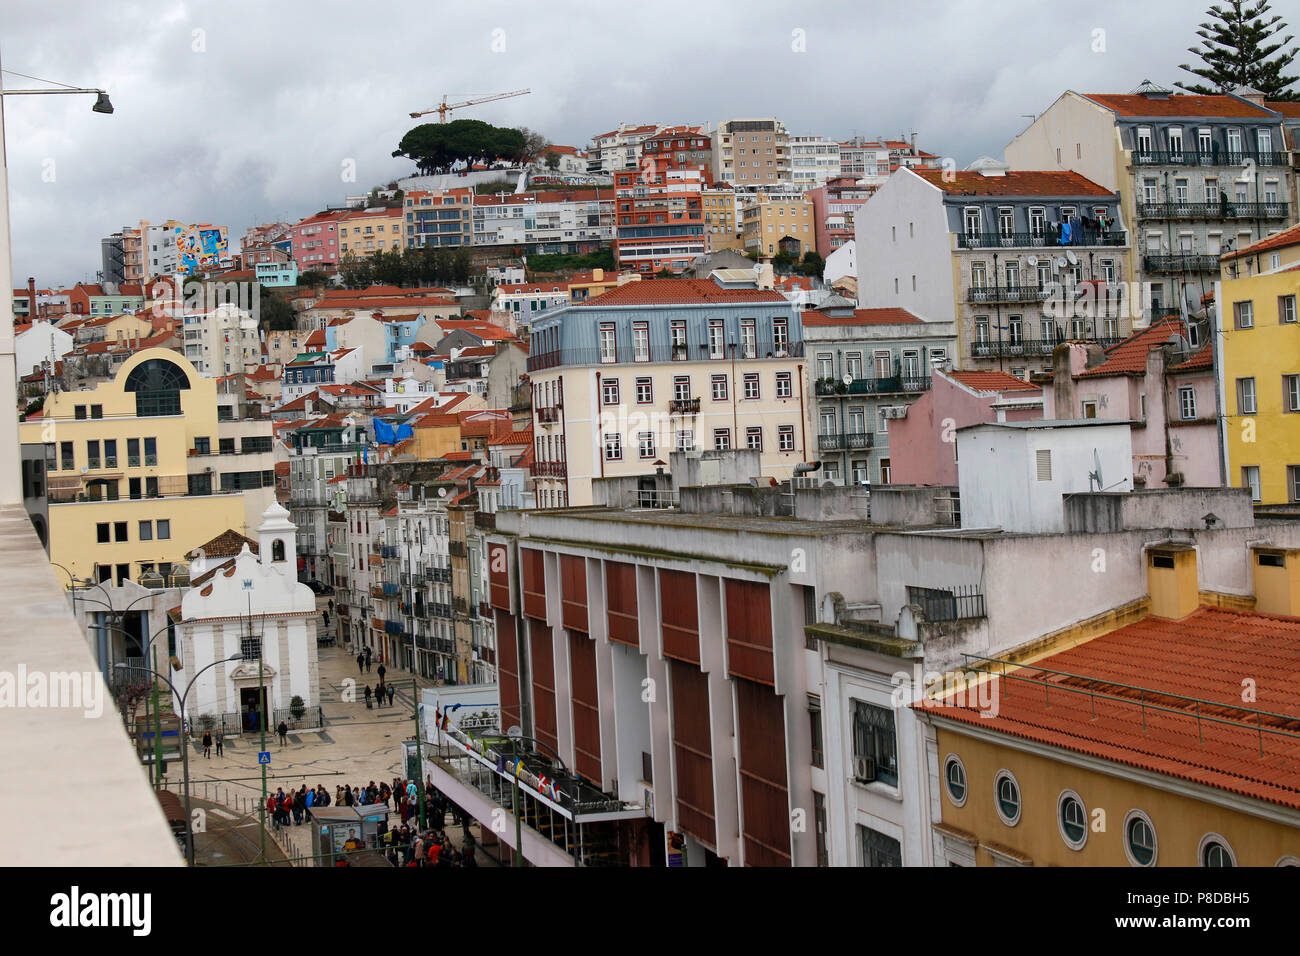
[115,654,243,865]
[100,619,176,788]
[0,58,113,505]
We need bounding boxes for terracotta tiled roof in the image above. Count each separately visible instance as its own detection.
[909,168,1113,197]
[1268,101,1300,118]
[1221,221,1300,261]
[580,278,787,306]
[187,529,259,560]
[915,606,1300,811]
[1077,319,1185,378]
[1169,343,1213,372]
[801,307,923,327]
[308,297,456,311]
[948,370,1041,393]
[1084,92,1276,118]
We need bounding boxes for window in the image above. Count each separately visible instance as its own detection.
[778,425,795,451]
[995,770,1021,825]
[599,324,617,363]
[713,428,731,450]
[1288,466,1300,503]
[603,433,622,461]
[632,322,649,362]
[745,426,763,450]
[1281,295,1298,325]
[740,319,756,359]
[139,520,153,541]
[240,636,262,661]
[156,520,170,540]
[808,695,823,768]
[635,377,653,404]
[850,699,898,787]
[708,320,725,359]
[1179,386,1197,420]
[144,437,157,467]
[1082,400,1098,419]
[61,441,74,471]
[1035,448,1052,481]
[670,320,688,359]
[75,405,87,420]
[86,441,101,470]
[1242,465,1261,502]
[858,825,902,868]
[846,352,863,380]
[1237,377,1257,415]
[1058,791,1088,849]
[1286,375,1300,413]
[91,404,103,420]
[1200,834,1235,868]
[1124,811,1157,866]
[742,373,760,400]
[773,318,788,356]
[775,371,792,398]
[944,755,967,807]
[813,792,828,867]
[96,522,110,544]
[638,431,656,459]
[711,374,728,401]
[675,429,694,452]
[1234,301,1254,329]
[602,379,620,406]
[113,521,128,543]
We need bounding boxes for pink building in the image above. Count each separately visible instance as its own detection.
[806,176,872,258]
[289,210,347,273]
[1043,319,1221,489]
[888,369,1043,486]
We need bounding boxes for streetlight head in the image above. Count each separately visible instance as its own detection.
[92,91,113,114]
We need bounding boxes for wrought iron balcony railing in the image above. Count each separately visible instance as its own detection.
[1136,200,1288,221]
[1130,149,1287,167]
[957,230,1127,250]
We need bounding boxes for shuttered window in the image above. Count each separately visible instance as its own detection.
[725,579,774,685]
[529,620,557,756]
[660,569,700,663]
[1035,448,1052,482]
[496,609,521,732]
[606,560,639,645]
[522,548,546,620]
[560,554,588,632]
[736,679,791,866]
[570,631,601,785]
[670,660,715,846]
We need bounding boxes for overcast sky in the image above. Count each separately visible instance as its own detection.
[1,0,1222,286]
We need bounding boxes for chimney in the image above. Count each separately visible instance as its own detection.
[1146,545,1198,619]
[27,277,36,313]
[1252,546,1300,615]
[910,131,918,154]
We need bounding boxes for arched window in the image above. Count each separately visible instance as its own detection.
[272,539,286,562]
[125,358,190,417]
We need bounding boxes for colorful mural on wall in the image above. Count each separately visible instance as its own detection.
[175,224,229,275]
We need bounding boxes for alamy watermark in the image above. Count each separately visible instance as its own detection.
[0,665,103,718]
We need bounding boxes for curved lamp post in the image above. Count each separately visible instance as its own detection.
[115,654,243,865]
[100,619,176,787]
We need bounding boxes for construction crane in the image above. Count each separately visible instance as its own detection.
[409,89,531,122]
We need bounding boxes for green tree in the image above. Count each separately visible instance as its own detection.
[298,270,330,288]
[542,149,561,170]
[338,254,374,290]
[259,290,298,331]
[798,251,825,276]
[1177,0,1298,99]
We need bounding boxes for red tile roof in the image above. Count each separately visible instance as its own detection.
[581,278,787,306]
[1078,319,1185,378]
[1221,221,1300,261]
[916,606,1300,810]
[949,370,1041,393]
[1268,101,1300,118]
[1169,343,1214,372]
[310,297,457,311]
[187,529,258,559]
[802,307,924,327]
[1084,92,1276,119]
[909,168,1113,197]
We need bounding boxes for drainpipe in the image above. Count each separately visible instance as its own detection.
[797,363,808,465]
[593,371,603,482]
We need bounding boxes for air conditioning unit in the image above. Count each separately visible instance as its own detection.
[882,406,908,420]
[853,754,877,783]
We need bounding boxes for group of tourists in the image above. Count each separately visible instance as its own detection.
[267,783,332,829]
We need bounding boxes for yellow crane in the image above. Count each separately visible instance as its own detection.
[409,89,531,122]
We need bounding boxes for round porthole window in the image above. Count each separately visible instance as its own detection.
[1199,834,1235,867]
[994,770,1021,826]
[1124,810,1158,867]
[944,755,967,807]
[1058,790,1088,850]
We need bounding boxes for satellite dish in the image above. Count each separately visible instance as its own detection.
[1026,255,1039,267]
[1088,447,1104,492]
[506,725,523,740]
[1055,256,1068,270]
[1066,250,1078,266]
[842,373,853,386]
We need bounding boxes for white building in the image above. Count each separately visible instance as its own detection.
[176,504,320,734]
[15,318,74,377]
[789,135,842,189]
[957,420,1134,533]
[824,240,857,288]
[182,304,260,378]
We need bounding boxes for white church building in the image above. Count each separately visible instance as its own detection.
[175,502,320,734]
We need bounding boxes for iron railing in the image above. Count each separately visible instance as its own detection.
[970,335,1121,359]
[957,230,1127,249]
[817,432,874,452]
[967,284,1053,304]
[1136,200,1288,221]
[669,397,701,414]
[1130,149,1287,167]
[527,340,804,372]
[814,376,931,396]
[906,584,986,621]
[1142,254,1220,274]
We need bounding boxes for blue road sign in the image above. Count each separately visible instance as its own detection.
[258,751,271,765]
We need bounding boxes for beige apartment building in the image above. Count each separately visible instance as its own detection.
[742,192,815,257]
[713,118,791,185]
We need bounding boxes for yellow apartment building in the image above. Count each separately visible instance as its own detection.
[703,187,744,252]
[338,206,405,260]
[20,349,272,586]
[741,192,815,257]
[1219,223,1300,504]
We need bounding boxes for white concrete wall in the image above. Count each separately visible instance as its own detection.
[855,170,955,321]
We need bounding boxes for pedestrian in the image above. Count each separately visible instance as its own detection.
[376,682,385,707]
[356,652,365,674]
[364,685,373,709]
[328,599,334,613]
[292,788,305,825]
[364,647,373,672]
[304,785,315,822]
[462,845,477,868]
[201,730,212,759]
[214,730,224,757]
[377,663,386,683]
[387,684,395,707]
[267,793,280,831]
[343,785,354,807]
[323,610,330,627]
[277,719,289,747]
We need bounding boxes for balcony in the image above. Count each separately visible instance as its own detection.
[475,511,497,531]
[1142,254,1221,274]
[428,566,452,584]
[385,620,405,636]
[1130,149,1287,167]
[906,584,986,621]
[536,406,562,424]
[534,461,568,479]
[966,284,1052,304]
[452,597,468,616]
[970,335,1121,359]
[815,376,932,397]
[817,432,873,452]
[1136,200,1288,221]
[669,397,701,415]
[382,582,400,597]
[527,340,804,372]
[957,229,1127,250]
[381,545,397,558]
[432,602,453,619]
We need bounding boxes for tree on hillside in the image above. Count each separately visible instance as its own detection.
[393,119,539,174]
[259,290,297,331]
[1177,0,1298,99]
[517,127,549,165]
